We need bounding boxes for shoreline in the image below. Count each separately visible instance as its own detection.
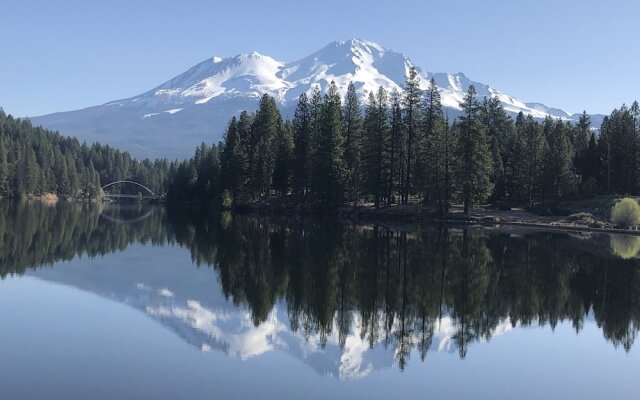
[9,195,640,236]
[237,198,640,236]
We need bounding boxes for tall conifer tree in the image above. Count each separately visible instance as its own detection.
[311,81,346,204]
[273,120,293,195]
[342,82,363,203]
[364,87,390,207]
[388,89,404,205]
[421,78,447,210]
[401,67,422,204]
[249,94,282,198]
[455,85,493,213]
[292,93,312,199]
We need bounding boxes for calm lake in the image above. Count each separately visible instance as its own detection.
[0,201,638,399]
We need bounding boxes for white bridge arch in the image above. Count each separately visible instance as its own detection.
[101,180,157,199]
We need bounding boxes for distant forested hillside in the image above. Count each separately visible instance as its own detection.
[0,109,170,199]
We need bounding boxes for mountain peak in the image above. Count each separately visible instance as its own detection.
[236,50,270,59]
[32,39,597,159]
[332,38,387,52]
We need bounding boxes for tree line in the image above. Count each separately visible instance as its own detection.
[2,71,639,209]
[169,67,640,212]
[0,109,170,198]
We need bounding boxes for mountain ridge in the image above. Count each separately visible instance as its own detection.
[30,39,602,159]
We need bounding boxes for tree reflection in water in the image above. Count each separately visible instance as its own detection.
[1,201,639,370]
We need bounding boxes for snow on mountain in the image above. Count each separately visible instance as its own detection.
[119,51,291,108]
[30,39,598,159]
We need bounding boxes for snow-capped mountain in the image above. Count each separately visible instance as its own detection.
[30,39,599,159]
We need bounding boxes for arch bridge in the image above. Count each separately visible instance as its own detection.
[101,180,158,200]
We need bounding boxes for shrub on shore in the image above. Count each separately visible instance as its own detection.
[611,198,640,227]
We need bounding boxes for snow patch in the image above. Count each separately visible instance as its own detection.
[142,108,183,119]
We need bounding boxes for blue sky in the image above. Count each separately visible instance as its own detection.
[1,0,638,117]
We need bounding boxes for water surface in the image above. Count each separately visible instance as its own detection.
[0,201,638,399]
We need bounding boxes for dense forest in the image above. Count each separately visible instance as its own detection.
[2,68,639,212]
[2,202,639,368]
[0,109,170,198]
[168,67,640,213]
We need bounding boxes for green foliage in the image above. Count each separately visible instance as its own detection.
[221,189,233,209]
[249,94,283,198]
[0,109,169,199]
[598,105,640,195]
[342,82,363,203]
[167,142,220,203]
[311,81,346,204]
[292,93,312,199]
[161,85,639,211]
[542,118,575,201]
[481,96,512,201]
[611,198,640,227]
[387,89,405,206]
[454,85,493,213]
[363,88,390,207]
[567,212,595,225]
[272,120,293,195]
[221,117,245,200]
[401,66,423,204]
[420,78,452,212]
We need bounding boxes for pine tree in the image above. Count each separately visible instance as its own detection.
[202,144,221,201]
[582,132,599,193]
[364,87,390,207]
[237,110,253,194]
[388,89,404,206]
[24,147,39,195]
[249,94,282,198]
[541,118,574,202]
[342,82,363,203]
[311,81,346,204]
[455,85,493,213]
[56,155,70,196]
[308,85,323,173]
[401,66,422,204]
[574,111,591,193]
[0,139,7,196]
[66,152,80,196]
[632,101,640,191]
[597,106,638,194]
[221,117,246,203]
[442,117,455,212]
[481,97,512,201]
[273,120,293,195]
[599,116,613,193]
[511,114,545,206]
[420,78,447,211]
[87,162,100,198]
[292,93,312,200]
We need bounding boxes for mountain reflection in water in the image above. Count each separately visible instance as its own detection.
[1,201,639,377]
